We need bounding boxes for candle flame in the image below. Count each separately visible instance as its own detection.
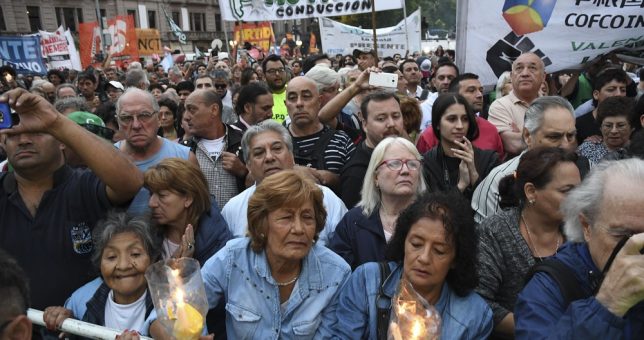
[410,319,424,339]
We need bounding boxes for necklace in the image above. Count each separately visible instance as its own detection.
[521,213,560,259]
[275,275,299,287]
[379,207,397,234]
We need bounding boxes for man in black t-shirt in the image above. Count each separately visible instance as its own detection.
[284,77,355,192]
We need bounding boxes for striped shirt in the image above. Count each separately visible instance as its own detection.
[471,152,524,223]
[291,126,356,173]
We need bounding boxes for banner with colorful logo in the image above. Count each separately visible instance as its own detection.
[221,0,403,21]
[319,8,421,58]
[136,29,162,55]
[233,22,275,52]
[0,36,47,75]
[38,26,82,71]
[79,15,139,69]
[456,0,644,86]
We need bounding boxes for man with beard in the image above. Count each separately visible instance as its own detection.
[400,59,424,98]
[262,54,289,123]
[340,91,404,208]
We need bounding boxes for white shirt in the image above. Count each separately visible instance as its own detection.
[201,136,224,160]
[419,92,439,132]
[104,289,147,332]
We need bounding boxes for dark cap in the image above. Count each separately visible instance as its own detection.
[352,48,378,59]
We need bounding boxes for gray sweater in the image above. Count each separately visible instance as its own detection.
[475,207,536,326]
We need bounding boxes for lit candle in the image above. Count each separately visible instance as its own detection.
[167,270,204,340]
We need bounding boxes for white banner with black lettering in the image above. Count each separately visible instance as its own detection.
[319,9,421,58]
[456,0,644,86]
[220,0,402,22]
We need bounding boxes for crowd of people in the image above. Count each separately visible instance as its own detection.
[0,43,643,340]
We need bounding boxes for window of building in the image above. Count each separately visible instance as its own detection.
[55,7,84,32]
[215,14,221,32]
[0,7,6,31]
[171,11,180,26]
[190,12,205,32]
[148,10,156,29]
[127,9,137,26]
[26,6,41,32]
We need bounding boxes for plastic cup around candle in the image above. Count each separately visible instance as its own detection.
[145,258,208,340]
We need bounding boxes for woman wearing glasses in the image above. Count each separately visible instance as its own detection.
[328,137,427,269]
[422,94,499,199]
[578,96,635,167]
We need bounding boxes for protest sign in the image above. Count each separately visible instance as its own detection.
[233,22,275,51]
[0,36,47,75]
[79,15,139,69]
[319,9,421,57]
[221,0,402,22]
[136,29,162,55]
[39,26,81,71]
[456,0,644,86]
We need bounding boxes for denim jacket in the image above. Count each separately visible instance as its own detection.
[334,262,493,339]
[201,238,351,339]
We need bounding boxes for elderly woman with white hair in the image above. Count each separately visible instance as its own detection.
[328,136,427,269]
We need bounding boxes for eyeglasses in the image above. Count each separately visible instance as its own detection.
[378,159,421,171]
[116,111,157,125]
[265,68,286,75]
[214,83,228,89]
[81,123,115,140]
[601,122,629,131]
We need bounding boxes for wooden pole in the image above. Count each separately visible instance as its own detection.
[371,0,378,57]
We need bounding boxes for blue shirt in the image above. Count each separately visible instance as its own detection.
[201,238,351,339]
[334,262,493,339]
[515,242,644,339]
[115,137,190,215]
[221,183,347,246]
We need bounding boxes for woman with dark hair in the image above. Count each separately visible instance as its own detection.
[240,68,260,86]
[475,147,580,338]
[42,212,162,337]
[422,93,499,197]
[578,96,635,166]
[47,69,65,86]
[148,83,164,100]
[157,97,179,141]
[334,191,493,339]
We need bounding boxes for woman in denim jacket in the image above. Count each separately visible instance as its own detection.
[153,170,351,339]
[334,191,493,339]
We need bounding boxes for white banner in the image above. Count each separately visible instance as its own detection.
[319,8,421,58]
[220,0,403,22]
[37,26,82,71]
[456,0,644,86]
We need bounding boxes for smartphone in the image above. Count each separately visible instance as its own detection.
[369,72,398,88]
[0,102,12,129]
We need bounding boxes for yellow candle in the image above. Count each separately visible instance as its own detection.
[168,288,204,340]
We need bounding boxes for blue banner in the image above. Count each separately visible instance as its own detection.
[0,36,47,75]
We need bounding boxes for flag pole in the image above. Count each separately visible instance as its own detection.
[402,0,410,55]
[371,0,378,57]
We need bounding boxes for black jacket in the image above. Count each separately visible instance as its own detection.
[328,206,386,270]
[339,141,373,208]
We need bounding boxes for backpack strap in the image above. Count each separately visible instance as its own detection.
[526,258,585,308]
[376,262,392,340]
[419,89,429,101]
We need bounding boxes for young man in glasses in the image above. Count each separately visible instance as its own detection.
[209,70,236,124]
[262,54,290,123]
[114,88,194,214]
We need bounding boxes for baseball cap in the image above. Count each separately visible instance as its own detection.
[67,111,114,141]
[352,48,378,59]
[420,59,432,72]
[107,81,125,91]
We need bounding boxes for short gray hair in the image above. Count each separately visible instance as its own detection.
[524,96,574,135]
[305,65,340,93]
[211,69,230,82]
[91,211,162,270]
[54,96,90,114]
[562,158,644,242]
[241,120,293,163]
[116,87,160,114]
[55,83,77,99]
[125,68,149,88]
[358,137,427,216]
